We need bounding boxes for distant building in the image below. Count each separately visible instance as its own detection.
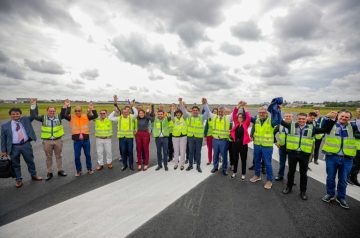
[16,98,36,103]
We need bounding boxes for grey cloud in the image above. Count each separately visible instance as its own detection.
[149,73,164,81]
[0,60,25,80]
[0,50,9,62]
[176,22,209,47]
[24,59,65,75]
[220,42,244,56]
[279,46,318,62]
[0,0,80,34]
[275,4,325,39]
[106,83,112,88]
[231,21,262,41]
[253,57,289,78]
[72,79,84,85]
[129,86,137,90]
[80,69,99,80]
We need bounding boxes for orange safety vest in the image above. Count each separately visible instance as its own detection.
[70,114,90,135]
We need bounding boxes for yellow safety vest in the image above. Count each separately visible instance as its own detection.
[172,117,187,137]
[278,125,287,146]
[286,123,314,153]
[212,115,230,139]
[207,118,213,136]
[186,115,204,138]
[315,117,324,140]
[41,115,64,139]
[253,117,274,147]
[322,124,357,157]
[152,118,170,137]
[168,120,174,134]
[95,118,113,137]
[117,115,135,138]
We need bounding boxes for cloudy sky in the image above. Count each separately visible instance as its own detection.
[0,0,359,104]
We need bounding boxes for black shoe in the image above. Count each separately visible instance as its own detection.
[167,158,173,162]
[322,194,335,203]
[206,162,211,165]
[155,166,162,171]
[248,165,254,170]
[222,170,228,176]
[282,187,292,194]
[275,176,283,181]
[300,192,308,200]
[197,167,202,173]
[185,159,189,164]
[314,160,319,165]
[129,166,134,171]
[180,166,184,170]
[293,181,297,186]
[261,168,266,174]
[211,168,218,173]
[57,170,67,177]
[186,165,193,171]
[45,173,53,181]
[165,166,168,171]
[336,198,349,209]
[121,166,128,171]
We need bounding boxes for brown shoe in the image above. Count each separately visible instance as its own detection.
[107,163,113,169]
[143,165,148,171]
[264,181,273,190]
[87,169,94,175]
[96,165,104,171]
[250,175,261,183]
[15,180,23,188]
[31,175,43,181]
[137,165,142,171]
[75,171,82,177]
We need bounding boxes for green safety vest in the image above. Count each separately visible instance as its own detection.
[207,118,213,136]
[172,117,187,136]
[286,123,314,153]
[212,115,230,139]
[253,117,274,147]
[278,125,287,146]
[315,117,324,140]
[322,124,357,157]
[117,115,135,138]
[168,120,174,134]
[41,115,64,139]
[186,115,204,138]
[95,118,113,137]
[152,118,170,137]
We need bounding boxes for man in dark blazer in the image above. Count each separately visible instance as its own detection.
[1,107,42,188]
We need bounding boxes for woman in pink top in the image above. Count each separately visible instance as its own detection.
[230,101,251,180]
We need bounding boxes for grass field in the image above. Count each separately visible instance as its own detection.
[0,103,356,120]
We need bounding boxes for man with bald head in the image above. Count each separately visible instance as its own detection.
[62,99,98,176]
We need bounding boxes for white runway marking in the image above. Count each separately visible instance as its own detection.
[0,146,212,238]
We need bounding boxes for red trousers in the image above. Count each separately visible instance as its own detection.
[135,131,151,165]
[206,136,213,163]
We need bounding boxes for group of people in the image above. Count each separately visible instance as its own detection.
[1,96,359,209]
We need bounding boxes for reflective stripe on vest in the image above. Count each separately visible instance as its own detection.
[70,114,90,135]
[152,118,170,137]
[322,124,357,157]
[95,118,113,137]
[286,123,314,153]
[186,116,204,138]
[278,125,287,146]
[315,117,324,139]
[212,115,230,139]
[253,117,274,147]
[117,115,134,138]
[41,115,64,139]
[172,117,187,136]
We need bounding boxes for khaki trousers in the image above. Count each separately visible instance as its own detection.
[43,139,63,172]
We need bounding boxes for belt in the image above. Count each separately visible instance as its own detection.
[12,140,29,146]
[44,137,61,141]
[96,136,112,139]
[332,154,352,159]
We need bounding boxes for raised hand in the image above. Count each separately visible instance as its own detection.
[170,103,176,112]
[30,98,37,106]
[88,102,94,111]
[63,99,70,108]
[130,99,135,107]
[113,95,118,104]
[178,97,183,105]
[201,98,207,105]
[326,111,338,120]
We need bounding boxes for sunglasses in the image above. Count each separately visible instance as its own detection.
[100,113,106,115]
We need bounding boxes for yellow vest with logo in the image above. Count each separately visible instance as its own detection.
[41,115,64,139]
[322,124,357,157]
[186,115,204,138]
[117,115,135,138]
[95,118,113,137]
[152,118,170,137]
[286,123,314,153]
[172,117,187,136]
[212,115,230,139]
[254,117,274,147]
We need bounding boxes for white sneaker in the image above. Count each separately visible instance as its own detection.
[241,175,245,180]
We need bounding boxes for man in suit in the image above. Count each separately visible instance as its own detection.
[1,107,43,188]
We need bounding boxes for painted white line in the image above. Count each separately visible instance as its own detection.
[0,146,212,238]
[248,142,360,201]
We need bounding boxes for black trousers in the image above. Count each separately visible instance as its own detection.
[313,138,323,161]
[168,133,174,159]
[350,150,360,178]
[229,141,234,166]
[287,151,310,192]
[232,141,248,174]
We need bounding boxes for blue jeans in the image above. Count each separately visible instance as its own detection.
[155,137,168,167]
[325,155,353,200]
[187,137,203,167]
[119,138,134,168]
[278,148,287,177]
[213,138,229,171]
[254,144,273,181]
[10,142,37,181]
[73,139,92,172]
